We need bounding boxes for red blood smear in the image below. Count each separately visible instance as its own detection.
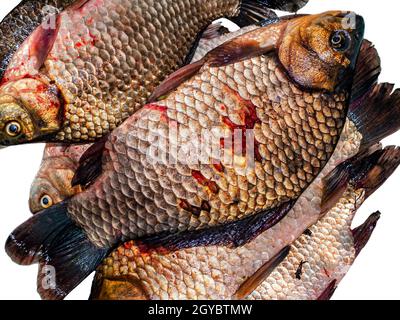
[220,87,262,162]
[145,104,168,112]
[123,242,133,249]
[191,170,219,194]
[213,162,224,173]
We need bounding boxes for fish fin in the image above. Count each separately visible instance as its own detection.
[352,211,381,257]
[72,137,107,187]
[140,200,295,250]
[349,83,400,149]
[200,22,230,40]
[90,275,149,300]
[182,23,230,67]
[148,60,204,102]
[232,0,278,27]
[350,40,381,103]
[5,202,109,300]
[149,21,284,101]
[353,146,400,198]
[317,280,337,300]
[3,15,61,81]
[263,0,309,12]
[233,246,291,299]
[322,146,400,213]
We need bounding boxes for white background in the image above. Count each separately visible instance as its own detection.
[0,0,399,300]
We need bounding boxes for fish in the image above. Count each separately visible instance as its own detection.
[246,147,400,300]
[27,23,256,215]
[29,143,92,213]
[89,34,400,299]
[0,0,297,146]
[89,147,400,300]
[0,0,77,80]
[6,11,365,300]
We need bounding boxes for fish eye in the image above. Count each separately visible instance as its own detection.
[40,194,53,209]
[5,121,22,137]
[330,30,351,52]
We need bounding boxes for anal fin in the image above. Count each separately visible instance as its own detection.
[140,200,295,251]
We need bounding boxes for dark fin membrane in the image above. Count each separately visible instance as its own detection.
[182,23,230,67]
[322,146,400,213]
[5,202,109,300]
[263,0,309,12]
[72,136,107,187]
[90,275,149,300]
[352,211,381,257]
[233,0,278,27]
[349,83,400,150]
[140,200,295,251]
[351,40,381,103]
[317,280,337,300]
[233,246,291,299]
[148,60,204,102]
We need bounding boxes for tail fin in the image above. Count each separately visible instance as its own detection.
[322,146,400,212]
[349,83,400,150]
[232,0,279,27]
[5,202,109,300]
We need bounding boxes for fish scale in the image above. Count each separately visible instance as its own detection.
[0,0,77,79]
[46,0,241,141]
[6,12,365,300]
[247,187,362,300]
[68,50,347,248]
[95,119,363,299]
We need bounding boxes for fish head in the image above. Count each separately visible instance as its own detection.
[278,11,365,92]
[29,158,82,214]
[0,78,62,146]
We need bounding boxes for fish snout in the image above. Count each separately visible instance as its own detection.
[0,99,35,146]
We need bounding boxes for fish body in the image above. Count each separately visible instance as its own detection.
[68,11,363,248]
[0,0,76,80]
[89,118,366,300]
[29,143,92,213]
[0,0,293,146]
[247,147,400,300]
[90,32,400,300]
[6,12,365,300]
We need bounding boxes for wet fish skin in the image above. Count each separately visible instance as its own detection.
[29,143,91,213]
[5,12,365,300]
[0,0,282,146]
[68,11,363,248]
[91,118,364,300]
[248,147,400,300]
[0,0,76,80]
[91,33,400,300]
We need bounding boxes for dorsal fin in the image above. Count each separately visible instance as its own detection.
[149,22,287,102]
[231,0,278,27]
[352,212,381,257]
[233,246,291,299]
